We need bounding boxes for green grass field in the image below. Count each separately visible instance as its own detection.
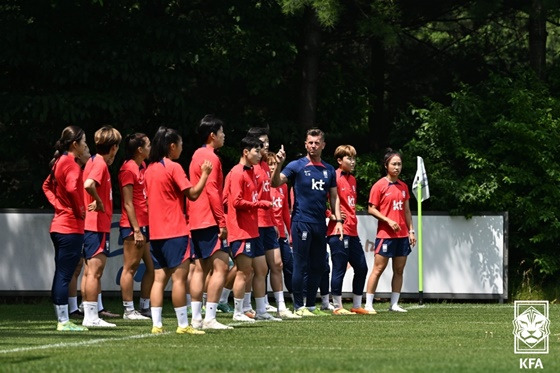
[0,299,558,372]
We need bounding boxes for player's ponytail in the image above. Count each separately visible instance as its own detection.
[49,126,85,176]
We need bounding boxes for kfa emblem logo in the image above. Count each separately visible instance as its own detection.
[513,300,550,354]
[323,170,328,178]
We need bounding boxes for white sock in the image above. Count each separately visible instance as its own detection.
[191,301,203,321]
[365,293,375,308]
[333,295,343,309]
[186,294,192,307]
[97,293,104,311]
[353,294,362,309]
[219,288,232,304]
[55,304,69,323]
[274,291,286,312]
[321,294,330,307]
[123,301,134,311]
[255,297,266,315]
[83,301,98,321]
[390,292,400,308]
[205,302,217,321]
[175,306,189,328]
[234,298,244,314]
[139,298,150,309]
[151,307,163,327]
[68,296,78,313]
[243,292,252,311]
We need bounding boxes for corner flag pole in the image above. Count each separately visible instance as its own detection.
[413,156,429,306]
[417,184,424,305]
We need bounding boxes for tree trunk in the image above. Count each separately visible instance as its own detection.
[529,0,547,79]
[298,7,322,130]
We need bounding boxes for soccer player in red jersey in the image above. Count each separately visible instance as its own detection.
[145,126,211,335]
[267,153,296,307]
[43,126,90,331]
[188,115,233,330]
[247,127,297,320]
[326,145,369,315]
[81,126,122,328]
[118,133,153,320]
[225,136,275,323]
[364,149,416,313]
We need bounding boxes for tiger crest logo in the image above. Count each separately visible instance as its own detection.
[513,301,550,354]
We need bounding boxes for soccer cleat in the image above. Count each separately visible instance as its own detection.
[82,318,116,328]
[332,308,356,315]
[389,305,408,313]
[311,308,331,316]
[265,304,278,313]
[350,307,371,315]
[320,303,335,311]
[139,308,152,318]
[176,325,205,335]
[217,302,234,314]
[244,309,256,319]
[233,312,256,323]
[255,312,282,321]
[277,309,302,319]
[151,326,164,334]
[295,307,317,317]
[57,321,88,331]
[123,309,151,320]
[364,306,378,315]
[191,319,203,329]
[99,309,120,318]
[202,318,234,330]
[69,310,84,319]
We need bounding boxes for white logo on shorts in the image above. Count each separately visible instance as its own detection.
[245,242,251,253]
[302,231,308,240]
[382,244,387,253]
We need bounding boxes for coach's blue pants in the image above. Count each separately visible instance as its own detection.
[291,221,327,310]
[50,233,83,305]
[328,235,367,296]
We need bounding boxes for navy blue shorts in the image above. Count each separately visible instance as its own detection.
[230,238,260,259]
[191,226,229,260]
[119,226,150,242]
[258,226,280,252]
[374,237,411,257]
[150,236,192,269]
[83,231,110,259]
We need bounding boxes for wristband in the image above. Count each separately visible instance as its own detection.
[409,229,415,234]
[336,219,344,223]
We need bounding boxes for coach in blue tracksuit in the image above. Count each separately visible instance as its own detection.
[271,128,344,315]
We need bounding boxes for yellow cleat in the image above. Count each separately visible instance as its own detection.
[176,325,205,335]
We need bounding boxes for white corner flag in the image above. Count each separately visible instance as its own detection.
[412,156,430,201]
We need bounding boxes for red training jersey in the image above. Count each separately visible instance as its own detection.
[42,152,85,234]
[84,155,113,233]
[368,177,410,239]
[225,163,269,243]
[145,158,192,240]
[327,169,358,237]
[270,184,291,239]
[254,161,275,227]
[187,145,226,230]
[118,160,148,228]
